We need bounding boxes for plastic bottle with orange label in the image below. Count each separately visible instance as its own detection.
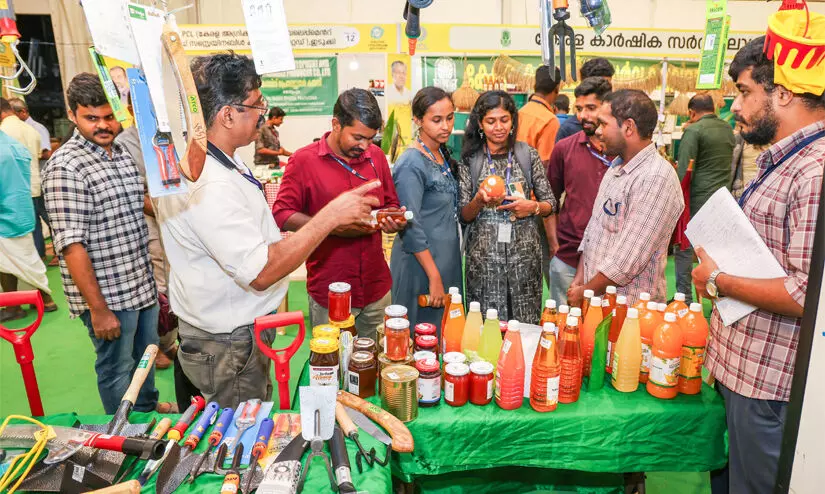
[678,303,709,395]
[665,292,690,320]
[639,301,663,384]
[442,294,466,354]
[580,296,603,377]
[495,320,525,410]
[647,312,684,399]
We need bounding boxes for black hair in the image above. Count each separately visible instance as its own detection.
[333,88,383,130]
[0,97,11,113]
[462,90,519,161]
[603,89,658,140]
[574,76,613,100]
[412,86,458,177]
[534,65,562,95]
[268,107,286,119]
[554,94,570,113]
[66,72,109,113]
[729,36,825,110]
[191,52,262,127]
[580,58,615,79]
[688,94,716,114]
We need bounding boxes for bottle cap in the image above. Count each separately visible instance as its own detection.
[542,322,556,333]
[584,289,595,298]
[329,282,352,293]
[403,211,414,220]
[449,287,460,295]
[415,358,440,373]
[413,350,437,362]
[658,303,667,312]
[674,292,686,302]
[566,316,578,327]
[690,303,703,312]
[559,305,570,314]
[486,308,498,320]
[445,362,470,377]
[507,320,520,332]
[414,322,436,335]
[664,312,677,323]
[640,292,651,301]
[469,361,494,375]
[469,301,481,312]
[570,307,582,318]
[310,337,339,353]
[451,294,463,304]
[647,301,659,311]
[443,351,467,364]
[606,286,617,294]
[385,305,408,318]
[545,299,557,309]
[590,296,602,307]
[617,295,627,305]
[626,308,639,319]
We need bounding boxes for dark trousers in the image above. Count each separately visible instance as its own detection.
[716,383,787,494]
[32,196,50,258]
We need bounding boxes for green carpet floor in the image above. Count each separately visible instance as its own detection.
[0,259,714,493]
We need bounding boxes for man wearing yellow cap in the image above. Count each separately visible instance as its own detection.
[692,30,825,493]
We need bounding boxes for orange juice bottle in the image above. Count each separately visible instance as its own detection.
[601,298,611,318]
[540,299,558,327]
[639,301,663,384]
[634,292,651,311]
[530,323,561,412]
[580,296,602,378]
[495,320,525,410]
[604,286,617,315]
[606,295,628,374]
[657,303,667,315]
[611,308,642,392]
[647,312,684,400]
[558,316,583,404]
[441,287,460,336]
[461,301,484,352]
[666,292,690,320]
[581,290,594,317]
[556,305,570,333]
[442,294,466,354]
[678,303,709,395]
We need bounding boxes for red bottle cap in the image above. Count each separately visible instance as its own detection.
[414,322,436,336]
[415,335,438,348]
[416,358,440,373]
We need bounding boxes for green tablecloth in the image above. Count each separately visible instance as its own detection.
[297,363,727,485]
[17,411,391,493]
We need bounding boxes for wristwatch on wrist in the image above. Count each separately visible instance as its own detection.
[706,269,723,298]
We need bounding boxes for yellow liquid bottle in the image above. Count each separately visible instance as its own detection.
[461,301,484,352]
[611,308,642,392]
[477,308,503,366]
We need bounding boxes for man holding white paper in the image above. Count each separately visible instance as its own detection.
[691,37,825,494]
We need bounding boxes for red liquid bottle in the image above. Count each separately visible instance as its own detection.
[530,323,561,412]
[558,315,583,404]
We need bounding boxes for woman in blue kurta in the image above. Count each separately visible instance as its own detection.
[391,87,462,329]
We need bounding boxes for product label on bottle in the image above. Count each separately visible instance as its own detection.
[678,346,706,380]
[677,308,689,319]
[445,381,455,402]
[347,371,360,394]
[418,376,441,403]
[640,343,652,373]
[546,376,560,405]
[450,309,462,319]
[310,365,339,387]
[649,356,680,387]
[502,339,512,354]
[611,351,620,376]
[540,337,552,350]
[606,342,613,366]
[494,371,501,398]
[487,379,493,399]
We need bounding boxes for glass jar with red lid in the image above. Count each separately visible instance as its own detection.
[415,358,441,407]
[414,334,438,354]
[384,317,410,361]
[414,322,436,338]
[444,363,470,407]
[384,305,408,323]
[469,361,494,405]
[328,282,352,323]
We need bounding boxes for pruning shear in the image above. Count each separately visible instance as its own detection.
[152,132,182,188]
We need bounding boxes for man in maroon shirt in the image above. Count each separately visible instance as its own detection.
[546,77,613,304]
[273,89,406,338]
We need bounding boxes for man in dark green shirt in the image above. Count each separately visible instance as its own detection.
[675,94,735,302]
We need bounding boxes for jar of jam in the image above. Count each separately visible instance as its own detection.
[347,351,377,398]
[413,350,437,362]
[444,363,470,407]
[416,358,441,407]
[329,315,357,338]
[312,324,340,340]
[309,338,340,387]
[384,305,408,323]
[469,361,494,406]
[384,318,410,361]
[441,351,467,388]
[414,323,436,339]
[353,337,376,356]
[414,334,438,353]
[328,282,352,323]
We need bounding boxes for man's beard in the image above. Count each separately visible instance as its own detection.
[582,119,597,137]
[736,101,778,146]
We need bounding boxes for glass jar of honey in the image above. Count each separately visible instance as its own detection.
[309,338,340,387]
[347,351,377,398]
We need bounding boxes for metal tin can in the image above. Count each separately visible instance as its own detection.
[380,365,419,423]
[377,352,413,393]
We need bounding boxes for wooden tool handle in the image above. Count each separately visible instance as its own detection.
[86,479,141,494]
[161,22,207,183]
[123,345,158,405]
[149,418,172,440]
[336,391,414,453]
[335,402,358,437]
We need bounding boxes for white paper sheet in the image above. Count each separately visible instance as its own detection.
[81,0,140,65]
[242,0,296,75]
[685,187,787,326]
[519,324,542,398]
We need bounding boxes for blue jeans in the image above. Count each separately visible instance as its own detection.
[80,304,160,414]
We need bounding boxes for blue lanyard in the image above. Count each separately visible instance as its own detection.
[417,138,452,178]
[485,144,513,189]
[738,130,825,208]
[586,143,613,168]
[207,141,264,193]
[329,154,377,181]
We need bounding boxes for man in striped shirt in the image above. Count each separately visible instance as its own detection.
[692,37,825,494]
[569,89,684,308]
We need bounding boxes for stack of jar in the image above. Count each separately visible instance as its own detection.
[378,305,413,393]
[328,282,356,337]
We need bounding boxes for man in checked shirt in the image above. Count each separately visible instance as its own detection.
[568,89,684,308]
[692,37,825,494]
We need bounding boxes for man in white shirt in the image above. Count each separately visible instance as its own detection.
[386,60,411,105]
[156,53,380,408]
[9,98,50,159]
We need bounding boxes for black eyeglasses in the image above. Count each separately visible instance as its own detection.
[232,102,269,113]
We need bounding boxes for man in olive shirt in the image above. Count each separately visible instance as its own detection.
[675,94,735,302]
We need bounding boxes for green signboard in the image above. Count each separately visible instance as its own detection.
[261,57,338,116]
[696,0,730,89]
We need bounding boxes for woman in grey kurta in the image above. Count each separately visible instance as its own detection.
[458,91,557,324]
[391,87,462,328]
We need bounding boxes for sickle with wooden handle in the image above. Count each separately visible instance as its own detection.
[160,22,207,182]
[336,391,414,453]
[86,479,142,494]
